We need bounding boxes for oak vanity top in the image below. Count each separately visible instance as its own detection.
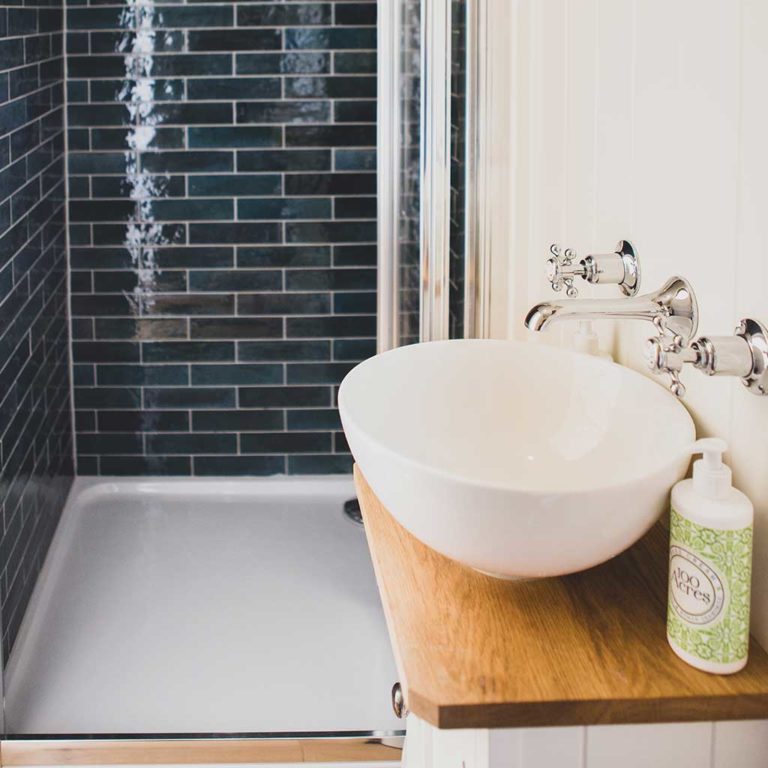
[354,467,768,729]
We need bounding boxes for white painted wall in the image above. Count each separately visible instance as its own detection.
[487,0,768,765]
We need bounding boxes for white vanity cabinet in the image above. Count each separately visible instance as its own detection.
[403,716,768,768]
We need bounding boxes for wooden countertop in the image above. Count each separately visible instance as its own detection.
[355,467,768,729]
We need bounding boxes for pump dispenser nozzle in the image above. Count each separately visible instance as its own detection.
[691,437,731,499]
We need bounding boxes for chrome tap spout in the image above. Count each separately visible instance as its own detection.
[524,276,699,343]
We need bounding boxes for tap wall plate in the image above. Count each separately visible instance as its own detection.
[616,240,641,297]
[737,318,768,395]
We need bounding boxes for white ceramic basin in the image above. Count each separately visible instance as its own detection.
[339,339,696,579]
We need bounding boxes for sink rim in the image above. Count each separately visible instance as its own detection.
[339,338,696,496]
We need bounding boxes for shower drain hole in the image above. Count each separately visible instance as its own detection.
[343,498,364,526]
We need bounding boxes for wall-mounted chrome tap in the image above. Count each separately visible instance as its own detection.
[525,238,768,398]
[646,319,768,397]
[546,240,641,297]
[526,239,698,344]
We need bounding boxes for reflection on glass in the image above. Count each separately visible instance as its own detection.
[449,0,467,339]
[398,0,422,346]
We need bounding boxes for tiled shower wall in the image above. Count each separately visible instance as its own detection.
[0,0,73,660]
[68,0,377,475]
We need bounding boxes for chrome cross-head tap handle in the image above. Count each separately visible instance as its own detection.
[546,239,641,298]
[547,244,585,297]
[646,317,768,398]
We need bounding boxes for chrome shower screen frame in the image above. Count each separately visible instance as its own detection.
[377,0,493,350]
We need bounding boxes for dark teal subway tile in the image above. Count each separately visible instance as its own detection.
[189,29,282,52]
[94,318,189,341]
[91,270,186,294]
[68,153,126,174]
[284,75,375,99]
[69,199,133,223]
[288,455,353,475]
[149,294,236,317]
[99,455,192,476]
[335,3,377,26]
[285,267,375,291]
[152,53,234,77]
[286,408,341,431]
[67,104,129,127]
[73,341,140,362]
[78,433,144,456]
[142,151,234,174]
[91,126,185,150]
[144,386,236,409]
[333,338,376,361]
[237,245,330,268]
[98,410,190,433]
[143,341,235,363]
[75,387,142,409]
[333,243,376,266]
[241,432,331,454]
[96,364,189,387]
[286,362,356,385]
[237,292,330,316]
[187,77,280,101]
[334,432,350,454]
[154,103,234,126]
[89,31,185,54]
[89,79,185,101]
[286,221,376,244]
[192,410,283,432]
[237,4,331,28]
[237,149,331,172]
[151,199,234,221]
[190,317,283,339]
[91,174,186,199]
[188,269,281,292]
[76,411,96,432]
[236,101,331,125]
[188,174,281,198]
[147,433,237,456]
[285,27,375,50]
[286,315,375,338]
[154,5,234,28]
[188,126,282,149]
[189,222,281,244]
[285,124,376,147]
[236,52,330,76]
[333,291,376,314]
[191,363,283,386]
[333,51,376,74]
[238,197,331,221]
[334,99,376,123]
[334,195,376,219]
[155,247,234,269]
[239,385,330,408]
[284,172,375,196]
[192,455,284,476]
[238,340,330,362]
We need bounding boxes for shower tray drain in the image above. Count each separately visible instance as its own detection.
[343,498,364,525]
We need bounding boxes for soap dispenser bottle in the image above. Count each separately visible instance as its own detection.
[667,438,753,674]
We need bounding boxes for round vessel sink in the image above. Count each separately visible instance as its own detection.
[338,339,695,579]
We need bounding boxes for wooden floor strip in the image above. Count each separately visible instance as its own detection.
[0,737,403,765]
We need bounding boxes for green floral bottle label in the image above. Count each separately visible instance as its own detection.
[667,507,752,665]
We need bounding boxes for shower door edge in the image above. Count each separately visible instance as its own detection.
[420,0,452,343]
[377,0,402,354]
[463,0,490,339]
